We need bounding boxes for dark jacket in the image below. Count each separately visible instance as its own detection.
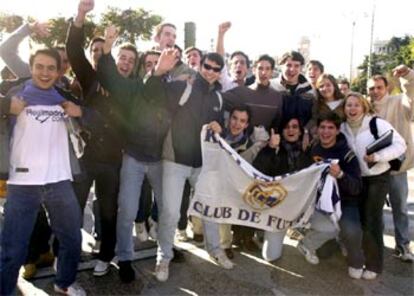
[253,141,313,176]
[66,22,124,165]
[222,83,283,130]
[148,72,224,168]
[97,53,172,163]
[310,133,362,206]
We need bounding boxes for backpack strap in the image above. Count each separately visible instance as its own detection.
[178,82,192,106]
[368,116,379,140]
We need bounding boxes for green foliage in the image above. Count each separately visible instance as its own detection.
[98,6,162,45]
[352,35,414,94]
[0,6,162,47]
[0,12,23,33]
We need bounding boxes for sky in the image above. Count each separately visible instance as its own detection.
[1,0,413,78]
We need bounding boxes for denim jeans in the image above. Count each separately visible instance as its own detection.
[263,230,287,261]
[339,206,364,269]
[25,207,52,263]
[72,160,120,262]
[388,172,410,247]
[301,206,364,269]
[0,180,82,295]
[361,172,389,273]
[116,153,163,261]
[157,161,222,262]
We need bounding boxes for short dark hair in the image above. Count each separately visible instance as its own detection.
[279,51,305,65]
[307,60,324,73]
[317,112,342,129]
[229,104,252,124]
[201,52,224,70]
[29,48,61,71]
[370,74,388,87]
[89,36,105,51]
[254,54,275,69]
[338,79,350,87]
[230,51,250,68]
[155,23,176,38]
[118,43,139,61]
[184,46,202,58]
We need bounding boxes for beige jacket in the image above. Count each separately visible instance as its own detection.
[372,70,414,173]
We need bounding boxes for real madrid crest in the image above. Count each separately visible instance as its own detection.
[243,180,287,210]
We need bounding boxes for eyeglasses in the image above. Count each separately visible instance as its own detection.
[203,63,221,73]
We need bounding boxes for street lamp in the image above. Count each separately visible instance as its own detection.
[367,0,376,79]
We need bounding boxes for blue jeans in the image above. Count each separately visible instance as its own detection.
[301,206,364,269]
[116,153,163,261]
[157,161,221,262]
[0,180,82,295]
[389,172,410,247]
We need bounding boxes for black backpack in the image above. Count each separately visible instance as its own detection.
[368,117,405,171]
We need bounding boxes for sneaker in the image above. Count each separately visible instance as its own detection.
[211,251,234,269]
[148,217,158,240]
[362,270,377,280]
[135,222,149,242]
[243,238,259,252]
[394,244,414,262]
[54,283,86,296]
[93,260,110,277]
[92,240,101,254]
[172,248,186,263]
[193,233,204,243]
[348,267,363,279]
[224,248,234,259]
[22,263,37,279]
[176,229,189,242]
[36,251,55,267]
[118,260,135,283]
[297,242,319,265]
[155,260,169,282]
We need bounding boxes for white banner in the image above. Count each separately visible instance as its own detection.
[189,126,340,232]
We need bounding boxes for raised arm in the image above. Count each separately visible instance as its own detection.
[66,0,97,95]
[0,22,49,78]
[394,65,414,119]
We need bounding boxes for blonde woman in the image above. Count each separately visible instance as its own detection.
[340,92,406,280]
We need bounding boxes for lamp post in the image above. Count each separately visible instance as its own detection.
[367,0,376,79]
[349,21,356,82]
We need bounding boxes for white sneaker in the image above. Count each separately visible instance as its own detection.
[176,229,189,242]
[212,251,234,269]
[155,260,169,282]
[148,217,158,240]
[348,267,363,279]
[54,283,86,296]
[93,260,110,277]
[297,242,319,265]
[394,244,414,262]
[135,222,149,242]
[362,270,377,280]
[92,240,101,253]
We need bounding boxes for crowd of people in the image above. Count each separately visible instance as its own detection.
[0,0,413,295]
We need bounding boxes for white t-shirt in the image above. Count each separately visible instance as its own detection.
[8,105,72,185]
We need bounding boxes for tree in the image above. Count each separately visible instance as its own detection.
[0,12,23,33]
[98,6,162,44]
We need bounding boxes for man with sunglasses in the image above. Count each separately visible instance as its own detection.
[97,23,230,281]
[368,65,414,263]
[148,52,233,282]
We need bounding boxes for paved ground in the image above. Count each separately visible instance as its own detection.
[6,126,414,295]
[14,166,414,296]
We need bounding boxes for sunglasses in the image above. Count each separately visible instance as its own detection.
[203,63,221,73]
